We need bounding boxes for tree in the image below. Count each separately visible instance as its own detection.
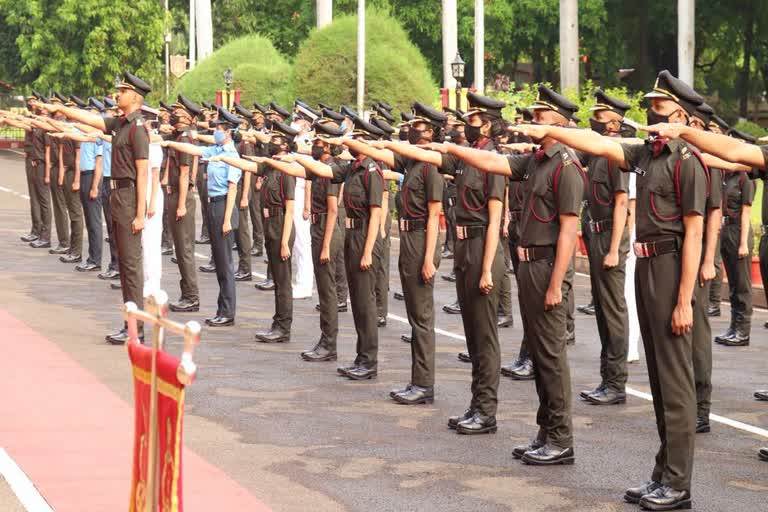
[1,0,164,98]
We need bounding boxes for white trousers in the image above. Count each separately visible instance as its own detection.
[142,190,163,298]
[625,228,641,361]
[292,178,314,296]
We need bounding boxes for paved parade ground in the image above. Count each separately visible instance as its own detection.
[0,150,766,511]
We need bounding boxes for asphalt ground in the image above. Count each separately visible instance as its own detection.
[0,150,766,511]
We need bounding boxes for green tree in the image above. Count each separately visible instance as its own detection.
[1,0,164,98]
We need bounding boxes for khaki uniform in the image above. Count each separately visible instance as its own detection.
[235,140,254,274]
[23,130,42,236]
[45,133,70,247]
[31,128,52,242]
[748,153,768,310]
[60,137,84,256]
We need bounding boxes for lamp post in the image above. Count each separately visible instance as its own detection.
[223,67,233,110]
[451,52,465,110]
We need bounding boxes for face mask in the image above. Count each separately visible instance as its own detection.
[589,118,608,135]
[398,130,408,141]
[169,114,181,126]
[267,142,282,156]
[464,124,482,144]
[646,110,670,126]
[231,130,242,144]
[264,119,273,130]
[311,145,326,160]
[618,123,636,138]
[213,130,226,145]
[339,121,348,132]
[407,128,425,145]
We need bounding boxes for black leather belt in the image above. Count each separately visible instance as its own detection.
[263,207,284,218]
[345,217,366,230]
[80,169,94,175]
[723,216,741,226]
[310,213,326,225]
[399,219,426,232]
[633,238,679,258]
[589,218,613,233]
[209,195,227,203]
[517,245,555,262]
[110,178,135,190]
[456,225,486,240]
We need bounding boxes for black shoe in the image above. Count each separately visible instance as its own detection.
[98,269,120,280]
[199,263,216,273]
[497,315,514,328]
[389,383,412,398]
[255,278,275,291]
[507,358,534,380]
[696,416,710,434]
[30,239,51,249]
[314,302,347,312]
[346,365,377,380]
[161,246,173,256]
[377,316,387,327]
[707,304,721,317]
[638,486,691,511]
[59,253,82,263]
[169,298,200,313]
[624,481,663,504]
[764,321,768,329]
[577,303,595,315]
[456,412,497,435]
[521,444,574,465]
[254,327,290,343]
[195,235,210,245]
[110,282,122,290]
[501,359,524,377]
[205,316,234,327]
[105,328,129,345]
[234,271,252,282]
[21,233,39,242]
[400,334,412,344]
[566,329,576,346]
[301,341,337,362]
[441,248,454,259]
[441,271,457,282]
[722,331,750,347]
[759,447,768,461]
[714,327,735,344]
[585,388,626,405]
[457,352,471,363]
[337,364,357,377]
[754,390,768,401]
[75,262,101,272]
[393,291,405,301]
[49,244,69,255]
[171,256,178,264]
[512,438,546,459]
[443,301,461,314]
[448,408,476,430]
[251,247,263,257]
[580,384,606,400]
[392,385,434,405]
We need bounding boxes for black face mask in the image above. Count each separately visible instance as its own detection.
[264,119,274,130]
[618,123,636,138]
[407,128,425,145]
[464,124,482,144]
[232,130,242,144]
[646,110,670,126]
[267,142,282,156]
[311,145,326,160]
[169,114,181,126]
[589,118,608,135]
[398,130,408,141]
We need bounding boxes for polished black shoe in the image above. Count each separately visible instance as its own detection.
[169,298,200,313]
[624,481,663,504]
[251,246,263,257]
[759,447,768,461]
[161,245,173,256]
[722,331,750,347]
[49,244,69,255]
[441,248,454,259]
[714,327,735,345]
[443,301,461,314]
[696,416,710,434]
[59,253,82,263]
[497,315,514,328]
[314,302,347,312]
[20,232,39,242]
[456,412,497,435]
[199,263,216,273]
[377,316,387,327]
[105,328,129,345]
[255,327,290,343]
[390,383,412,398]
[234,271,252,282]
[441,271,457,282]
[400,334,412,344]
[754,390,768,401]
[346,365,377,380]
[577,302,595,315]
[764,321,768,329]
[337,364,357,377]
[255,278,275,291]
[30,239,51,249]
[457,352,471,363]
[585,388,626,405]
[171,256,178,264]
[507,358,534,380]
[110,282,122,290]
[75,262,101,272]
[707,304,721,317]
[393,291,405,301]
[521,444,574,465]
[448,408,476,430]
[98,269,120,280]
[512,438,546,459]
[579,384,605,400]
[205,316,234,327]
[638,486,691,511]
[501,359,524,377]
[195,235,210,245]
[392,385,434,405]
[566,329,576,346]
[301,342,337,362]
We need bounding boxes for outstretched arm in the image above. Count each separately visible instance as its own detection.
[275,153,334,179]
[209,155,260,174]
[333,138,395,168]
[262,157,309,179]
[510,124,627,168]
[384,140,443,167]
[161,140,204,157]
[41,103,106,132]
[421,142,511,175]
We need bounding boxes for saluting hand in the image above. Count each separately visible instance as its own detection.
[508,124,548,141]
[207,155,222,162]
[417,142,448,153]
[274,154,296,163]
[544,284,562,311]
[479,270,494,295]
[643,123,683,140]
[325,137,345,146]
[671,301,693,336]
[368,140,389,150]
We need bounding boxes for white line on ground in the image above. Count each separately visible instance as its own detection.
[0,448,54,512]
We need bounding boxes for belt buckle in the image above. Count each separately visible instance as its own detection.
[517,246,529,262]
[263,208,270,219]
[310,213,318,224]
[456,226,466,240]
[399,219,406,231]
[345,217,353,229]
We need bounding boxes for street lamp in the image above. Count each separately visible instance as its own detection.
[451,52,465,110]
[223,67,234,110]
[114,74,121,88]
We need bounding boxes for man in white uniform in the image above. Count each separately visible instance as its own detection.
[625,171,640,362]
[291,101,318,299]
[143,121,164,298]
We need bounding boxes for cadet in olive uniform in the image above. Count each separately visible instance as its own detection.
[706,115,731,317]
[249,103,267,257]
[233,103,255,281]
[97,99,121,281]
[578,90,633,406]
[45,93,72,255]
[388,92,507,433]
[715,128,755,347]
[165,107,243,326]
[56,98,85,264]
[540,70,708,510]
[165,95,202,313]
[21,94,49,245]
